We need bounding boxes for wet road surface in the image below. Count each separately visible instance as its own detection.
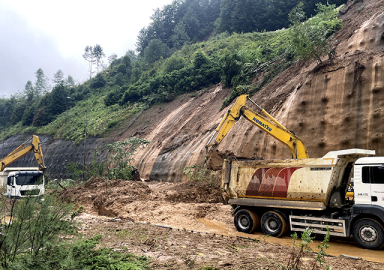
[199,218,384,263]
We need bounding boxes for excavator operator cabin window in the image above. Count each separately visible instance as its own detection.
[362,166,384,184]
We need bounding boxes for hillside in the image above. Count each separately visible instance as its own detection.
[1,0,383,182]
[123,0,384,182]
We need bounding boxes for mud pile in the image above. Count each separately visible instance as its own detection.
[163,181,222,203]
[60,176,223,218]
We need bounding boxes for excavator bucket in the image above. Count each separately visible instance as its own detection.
[205,148,264,171]
[205,149,225,171]
[205,149,243,171]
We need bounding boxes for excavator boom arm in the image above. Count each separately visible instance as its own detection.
[241,108,308,159]
[207,95,308,159]
[0,135,46,172]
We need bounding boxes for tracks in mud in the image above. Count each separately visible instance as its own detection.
[136,216,384,263]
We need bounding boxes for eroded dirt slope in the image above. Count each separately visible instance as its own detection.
[120,0,384,182]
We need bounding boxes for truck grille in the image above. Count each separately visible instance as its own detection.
[20,190,40,196]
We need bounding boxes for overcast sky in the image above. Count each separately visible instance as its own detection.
[0,0,174,98]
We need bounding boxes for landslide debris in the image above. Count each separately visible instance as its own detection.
[60,176,223,218]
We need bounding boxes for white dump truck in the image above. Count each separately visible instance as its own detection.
[221,149,384,250]
[206,95,384,249]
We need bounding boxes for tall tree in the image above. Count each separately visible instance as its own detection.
[53,69,65,85]
[66,75,75,87]
[93,44,105,73]
[34,68,49,97]
[170,21,190,49]
[143,39,170,63]
[108,53,118,66]
[83,46,95,78]
[126,50,138,63]
[23,81,34,101]
[45,83,69,120]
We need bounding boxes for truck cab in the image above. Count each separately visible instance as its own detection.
[354,157,384,207]
[1,168,45,198]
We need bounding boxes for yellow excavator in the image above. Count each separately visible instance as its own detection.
[0,135,46,172]
[206,94,308,168]
[0,135,46,198]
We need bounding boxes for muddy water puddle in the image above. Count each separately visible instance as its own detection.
[198,218,384,263]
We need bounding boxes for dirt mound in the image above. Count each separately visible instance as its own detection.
[164,181,222,203]
[60,177,223,217]
[60,176,152,216]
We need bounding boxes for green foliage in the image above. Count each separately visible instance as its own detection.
[10,233,150,269]
[0,195,150,269]
[288,2,342,63]
[45,178,79,190]
[163,55,186,73]
[215,0,346,34]
[183,163,218,187]
[144,39,170,63]
[71,206,84,221]
[105,86,123,106]
[284,227,331,270]
[0,1,346,142]
[21,103,37,126]
[91,73,107,89]
[67,161,84,179]
[103,137,150,180]
[0,195,74,268]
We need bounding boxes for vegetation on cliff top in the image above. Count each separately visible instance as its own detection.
[0,1,344,143]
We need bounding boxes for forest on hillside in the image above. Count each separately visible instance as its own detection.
[0,0,346,143]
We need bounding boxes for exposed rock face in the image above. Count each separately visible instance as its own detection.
[0,134,113,180]
[124,0,384,182]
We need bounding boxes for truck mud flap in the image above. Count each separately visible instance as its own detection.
[289,215,347,237]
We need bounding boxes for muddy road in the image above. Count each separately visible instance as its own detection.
[60,177,384,269]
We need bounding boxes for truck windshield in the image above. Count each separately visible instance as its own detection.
[15,174,44,185]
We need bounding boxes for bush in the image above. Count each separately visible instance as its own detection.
[144,39,170,63]
[0,195,74,268]
[91,73,106,89]
[288,2,342,63]
[105,87,123,106]
[163,56,185,72]
[121,87,142,104]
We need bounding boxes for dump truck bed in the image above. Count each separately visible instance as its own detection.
[221,149,375,211]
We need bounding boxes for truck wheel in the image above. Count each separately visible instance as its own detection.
[261,211,288,238]
[234,209,259,233]
[352,218,384,250]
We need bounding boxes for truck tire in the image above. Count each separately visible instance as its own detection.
[261,211,288,238]
[352,218,384,250]
[234,209,259,233]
